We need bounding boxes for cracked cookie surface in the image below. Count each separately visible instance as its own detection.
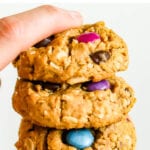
[13,21,128,84]
[12,76,136,129]
[15,117,136,150]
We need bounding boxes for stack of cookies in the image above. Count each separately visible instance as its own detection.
[12,21,136,150]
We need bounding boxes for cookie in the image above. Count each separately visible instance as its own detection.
[12,76,136,129]
[13,21,128,84]
[15,117,136,150]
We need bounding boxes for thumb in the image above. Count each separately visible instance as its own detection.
[0,5,83,70]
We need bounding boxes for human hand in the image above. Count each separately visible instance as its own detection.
[0,5,82,70]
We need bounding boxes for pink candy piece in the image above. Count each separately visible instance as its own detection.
[77,32,100,43]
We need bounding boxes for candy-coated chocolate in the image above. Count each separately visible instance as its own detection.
[65,129,94,149]
[77,32,100,43]
[86,80,110,91]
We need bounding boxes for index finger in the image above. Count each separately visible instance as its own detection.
[0,5,83,70]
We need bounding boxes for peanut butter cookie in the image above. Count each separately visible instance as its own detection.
[12,76,136,129]
[15,117,136,150]
[13,21,128,84]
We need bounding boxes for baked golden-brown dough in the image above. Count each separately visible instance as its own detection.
[12,76,136,129]
[16,117,136,150]
[13,21,128,84]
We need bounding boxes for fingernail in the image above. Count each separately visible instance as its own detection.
[69,11,83,23]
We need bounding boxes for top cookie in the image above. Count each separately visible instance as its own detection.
[14,21,128,84]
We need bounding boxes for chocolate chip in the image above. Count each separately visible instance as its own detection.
[90,50,110,64]
[34,38,51,48]
[34,36,54,48]
[42,83,60,92]
[81,81,91,91]
[32,80,61,92]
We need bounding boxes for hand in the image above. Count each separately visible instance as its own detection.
[0,5,82,70]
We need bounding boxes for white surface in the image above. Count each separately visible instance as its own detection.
[0,3,150,150]
[2,0,150,3]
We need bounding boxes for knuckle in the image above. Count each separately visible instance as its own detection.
[40,5,59,14]
[0,17,19,39]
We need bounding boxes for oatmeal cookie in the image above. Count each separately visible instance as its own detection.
[12,76,136,129]
[13,21,128,84]
[15,117,136,150]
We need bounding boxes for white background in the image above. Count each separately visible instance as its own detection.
[0,2,150,150]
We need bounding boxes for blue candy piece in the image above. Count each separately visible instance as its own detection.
[66,128,94,149]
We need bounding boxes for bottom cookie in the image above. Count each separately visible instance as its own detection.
[16,117,136,150]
